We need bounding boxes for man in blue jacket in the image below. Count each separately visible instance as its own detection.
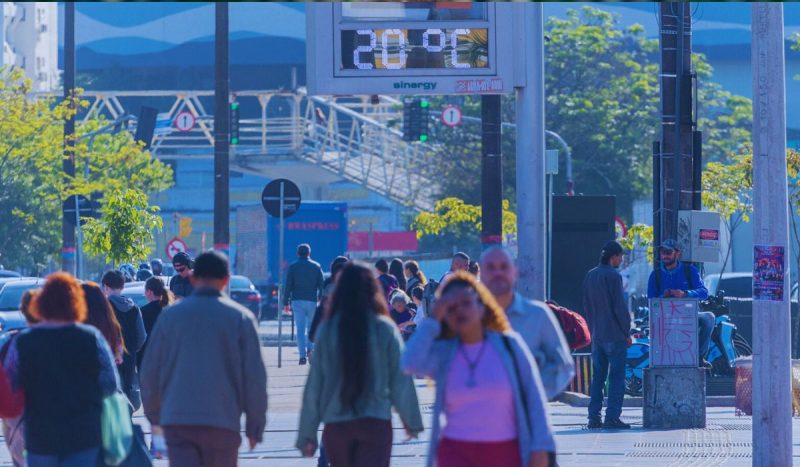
[647,239,715,368]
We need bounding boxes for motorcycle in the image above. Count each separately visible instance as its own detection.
[623,292,752,396]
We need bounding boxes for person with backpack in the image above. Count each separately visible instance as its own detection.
[375,259,398,302]
[582,241,631,430]
[480,247,574,401]
[647,239,714,369]
[102,270,147,411]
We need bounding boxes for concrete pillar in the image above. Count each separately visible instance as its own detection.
[643,367,706,429]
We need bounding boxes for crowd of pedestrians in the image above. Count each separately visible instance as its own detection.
[0,251,267,466]
[0,237,693,467]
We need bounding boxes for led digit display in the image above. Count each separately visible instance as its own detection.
[341,28,489,71]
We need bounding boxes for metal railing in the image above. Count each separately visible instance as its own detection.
[60,89,437,211]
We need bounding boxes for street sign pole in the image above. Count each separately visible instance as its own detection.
[277,182,285,368]
[751,4,792,465]
[74,195,82,279]
[514,2,546,300]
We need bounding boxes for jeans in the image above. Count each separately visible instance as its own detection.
[292,300,317,358]
[588,341,627,421]
[27,447,100,467]
[698,311,715,360]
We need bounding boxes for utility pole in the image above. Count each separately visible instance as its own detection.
[61,2,76,274]
[481,95,503,248]
[656,2,695,248]
[751,4,792,465]
[214,2,230,256]
[515,2,546,300]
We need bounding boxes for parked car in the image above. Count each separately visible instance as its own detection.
[122,281,149,308]
[0,278,45,338]
[704,272,753,298]
[255,282,279,321]
[229,275,261,321]
[0,270,21,279]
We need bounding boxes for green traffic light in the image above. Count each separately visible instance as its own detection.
[420,100,429,108]
[231,102,240,110]
[231,137,239,145]
[419,134,428,142]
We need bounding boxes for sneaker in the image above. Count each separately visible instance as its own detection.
[701,359,713,369]
[299,357,307,365]
[587,417,603,429]
[603,418,631,430]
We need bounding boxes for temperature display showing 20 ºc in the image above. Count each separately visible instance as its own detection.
[340,28,489,71]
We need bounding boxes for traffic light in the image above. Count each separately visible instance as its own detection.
[403,98,430,142]
[230,101,240,145]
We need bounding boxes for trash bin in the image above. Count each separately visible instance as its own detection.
[736,357,800,416]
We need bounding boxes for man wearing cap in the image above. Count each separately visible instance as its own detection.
[647,239,714,369]
[170,252,195,300]
[582,241,631,429]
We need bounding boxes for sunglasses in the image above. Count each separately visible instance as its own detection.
[174,265,188,272]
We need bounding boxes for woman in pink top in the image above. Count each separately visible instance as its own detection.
[402,272,554,467]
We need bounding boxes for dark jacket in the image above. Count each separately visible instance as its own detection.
[9,324,118,455]
[647,263,709,299]
[283,257,324,306]
[136,300,163,371]
[406,276,422,294]
[169,274,194,299]
[582,264,631,343]
[109,294,147,409]
[141,287,268,441]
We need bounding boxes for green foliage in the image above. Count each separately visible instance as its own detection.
[620,223,654,265]
[83,189,164,266]
[412,197,517,255]
[423,5,752,243]
[0,68,172,271]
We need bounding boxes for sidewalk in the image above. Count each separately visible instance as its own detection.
[0,333,797,466]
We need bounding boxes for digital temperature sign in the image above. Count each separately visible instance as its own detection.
[341,28,489,71]
[307,3,515,95]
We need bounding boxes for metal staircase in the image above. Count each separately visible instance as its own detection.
[66,89,440,212]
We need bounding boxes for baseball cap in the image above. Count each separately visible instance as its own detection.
[660,239,680,251]
[172,252,192,267]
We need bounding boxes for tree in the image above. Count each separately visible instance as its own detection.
[702,149,800,282]
[702,154,752,277]
[412,197,517,258]
[0,68,172,272]
[83,189,163,266]
[422,6,752,229]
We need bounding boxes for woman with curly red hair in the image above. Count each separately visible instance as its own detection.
[402,272,554,467]
[5,273,119,466]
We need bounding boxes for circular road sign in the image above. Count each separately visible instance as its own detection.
[174,111,196,132]
[615,217,628,239]
[441,105,463,128]
[261,179,302,219]
[166,236,188,260]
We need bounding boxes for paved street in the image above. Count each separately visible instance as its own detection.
[0,326,797,466]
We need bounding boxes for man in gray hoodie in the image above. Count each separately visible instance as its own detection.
[141,251,268,465]
[102,270,147,410]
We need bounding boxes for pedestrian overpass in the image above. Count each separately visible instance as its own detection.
[77,89,439,212]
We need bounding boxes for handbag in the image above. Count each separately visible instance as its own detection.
[101,392,133,466]
[98,424,153,467]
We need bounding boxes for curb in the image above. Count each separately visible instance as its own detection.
[556,391,736,408]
